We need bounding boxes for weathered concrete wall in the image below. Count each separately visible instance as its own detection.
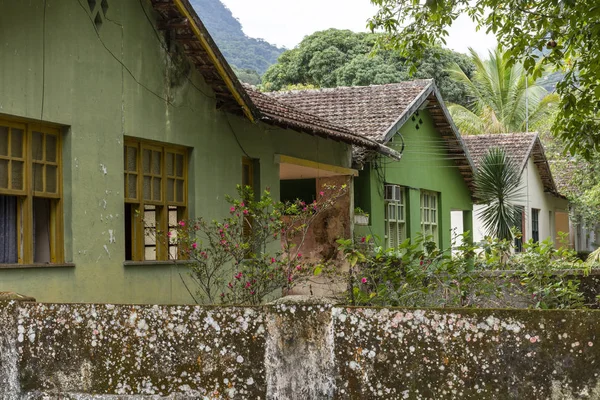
[2,300,600,399]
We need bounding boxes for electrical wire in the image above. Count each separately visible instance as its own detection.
[225,114,252,158]
[76,0,178,107]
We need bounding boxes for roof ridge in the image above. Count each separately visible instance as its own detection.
[266,79,434,96]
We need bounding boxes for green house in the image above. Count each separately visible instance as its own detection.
[269,81,476,250]
[0,0,397,304]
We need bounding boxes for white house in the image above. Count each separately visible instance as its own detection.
[453,132,570,249]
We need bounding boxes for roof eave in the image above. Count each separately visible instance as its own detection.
[171,0,259,122]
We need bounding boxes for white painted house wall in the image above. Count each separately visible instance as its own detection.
[469,158,569,245]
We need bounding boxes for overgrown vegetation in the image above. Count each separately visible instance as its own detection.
[339,233,596,310]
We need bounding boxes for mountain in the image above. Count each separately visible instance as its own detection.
[191,0,284,76]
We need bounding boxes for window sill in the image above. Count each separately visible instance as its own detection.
[123,260,194,267]
[0,263,75,270]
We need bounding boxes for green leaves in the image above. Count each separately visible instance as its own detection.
[474,148,522,240]
[369,0,600,159]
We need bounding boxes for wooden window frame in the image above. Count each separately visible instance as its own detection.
[384,184,406,249]
[0,118,63,265]
[420,190,439,245]
[532,208,540,243]
[124,138,188,262]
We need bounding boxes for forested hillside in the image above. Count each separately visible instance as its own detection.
[191,0,283,76]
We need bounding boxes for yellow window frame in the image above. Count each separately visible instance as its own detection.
[0,117,64,265]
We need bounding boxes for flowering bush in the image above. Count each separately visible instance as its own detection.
[169,184,347,305]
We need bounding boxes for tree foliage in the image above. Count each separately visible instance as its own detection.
[191,0,284,75]
[262,29,475,106]
[448,47,559,135]
[474,148,523,241]
[369,0,600,159]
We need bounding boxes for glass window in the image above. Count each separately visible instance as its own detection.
[0,119,63,264]
[124,139,187,261]
[384,184,406,249]
[420,190,439,245]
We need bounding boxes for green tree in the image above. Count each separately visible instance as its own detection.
[448,47,559,135]
[262,29,475,106]
[368,0,600,159]
[475,148,523,241]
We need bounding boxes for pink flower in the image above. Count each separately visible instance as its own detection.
[361,277,368,284]
[228,282,233,288]
[270,257,276,264]
[361,237,366,243]
[319,191,325,197]
[250,290,255,295]
[192,242,197,249]
[220,292,225,297]
[245,281,252,288]
[167,231,172,238]
[230,206,236,213]
[296,265,302,271]
[240,202,245,207]
[235,272,243,280]
[243,209,249,215]
[297,253,302,258]
[179,220,185,226]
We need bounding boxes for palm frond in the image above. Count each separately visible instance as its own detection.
[475,148,524,240]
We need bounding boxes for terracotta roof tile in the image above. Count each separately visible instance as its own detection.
[268,80,433,141]
[244,86,402,159]
[462,133,562,197]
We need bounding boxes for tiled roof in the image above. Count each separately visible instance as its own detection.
[462,133,562,197]
[268,81,433,142]
[244,86,402,159]
[462,133,537,171]
[268,81,476,193]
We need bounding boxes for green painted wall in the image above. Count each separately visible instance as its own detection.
[0,0,352,304]
[354,110,473,249]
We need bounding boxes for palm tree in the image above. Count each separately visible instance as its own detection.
[448,47,559,135]
[475,148,523,240]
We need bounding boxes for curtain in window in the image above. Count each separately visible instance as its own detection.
[0,195,17,263]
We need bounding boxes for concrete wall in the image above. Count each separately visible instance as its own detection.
[2,299,600,399]
[354,110,473,250]
[0,0,352,304]
[471,158,570,245]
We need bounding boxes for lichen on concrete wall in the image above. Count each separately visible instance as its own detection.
[17,303,267,399]
[3,301,600,399]
[333,307,600,399]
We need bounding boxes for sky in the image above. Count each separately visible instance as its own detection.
[219,0,497,55]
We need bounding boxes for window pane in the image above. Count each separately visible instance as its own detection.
[33,197,51,263]
[11,129,23,158]
[142,149,151,174]
[175,154,184,177]
[152,177,161,201]
[11,161,23,190]
[176,180,184,203]
[0,126,8,156]
[32,131,43,161]
[167,178,175,202]
[144,205,157,261]
[394,186,400,201]
[46,165,57,193]
[46,134,57,163]
[143,176,152,200]
[0,159,8,189]
[126,146,137,172]
[33,163,44,192]
[152,151,161,175]
[127,174,137,199]
[166,152,174,176]
[0,195,18,263]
